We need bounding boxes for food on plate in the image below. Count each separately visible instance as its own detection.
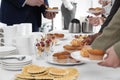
[15,74,34,80]
[88,49,105,60]
[80,48,90,57]
[71,39,82,47]
[47,7,58,10]
[53,7,58,9]
[47,7,53,10]
[52,51,80,63]
[89,8,95,11]
[54,33,64,38]
[69,56,80,63]
[95,7,102,11]
[76,46,82,50]
[49,67,68,77]
[66,68,79,78]
[15,64,79,80]
[88,7,102,13]
[56,55,68,63]
[22,64,47,74]
[63,45,76,50]
[35,75,54,80]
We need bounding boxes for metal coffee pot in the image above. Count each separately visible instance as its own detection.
[69,19,81,33]
[82,20,93,33]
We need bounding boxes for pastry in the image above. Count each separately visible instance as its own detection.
[95,7,102,11]
[54,33,64,38]
[80,48,90,57]
[56,55,68,63]
[88,49,104,60]
[49,67,68,77]
[27,65,46,74]
[15,74,34,80]
[71,39,82,47]
[63,45,76,53]
[89,8,95,11]
[53,7,58,10]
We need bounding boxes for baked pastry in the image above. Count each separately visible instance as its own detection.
[15,65,80,80]
[49,67,68,77]
[71,39,82,47]
[80,48,90,57]
[95,7,102,11]
[54,33,64,38]
[89,8,95,11]
[88,49,104,60]
[63,45,76,52]
[53,7,58,10]
[15,74,34,80]
[56,55,68,63]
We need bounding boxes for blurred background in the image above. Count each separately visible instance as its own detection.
[0,0,101,31]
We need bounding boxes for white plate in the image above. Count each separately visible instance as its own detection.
[0,46,16,53]
[2,60,32,66]
[71,51,101,63]
[47,56,84,66]
[2,66,22,71]
[87,10,102,14]
[46,9,60,12]
[1,55,32,64]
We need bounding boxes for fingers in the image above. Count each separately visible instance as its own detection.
[98,60,120,68]
[45,12,56,19]
[98,47,120,68]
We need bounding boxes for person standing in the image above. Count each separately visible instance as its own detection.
[91,8,120,68]
[61,0,77,30]
[1,0,56,32]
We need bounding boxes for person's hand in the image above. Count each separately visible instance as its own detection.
[44,12,57,19]
[98,47,120,68]
[88,17,104,26]
[26,0,44,7]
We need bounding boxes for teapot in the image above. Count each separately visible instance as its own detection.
[68,19,81,33]
[82,20,93,33]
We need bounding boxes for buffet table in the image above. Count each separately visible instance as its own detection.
[0,30,120,80]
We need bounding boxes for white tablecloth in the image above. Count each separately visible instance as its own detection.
[0,31,120,80]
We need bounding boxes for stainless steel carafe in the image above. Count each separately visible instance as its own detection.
[82,21,93,33]
[68,19,81,33]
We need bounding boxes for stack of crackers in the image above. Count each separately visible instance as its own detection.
[15,64,79,80]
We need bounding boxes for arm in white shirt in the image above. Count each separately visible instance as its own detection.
[61,0,73,10]
[22,0,27,7]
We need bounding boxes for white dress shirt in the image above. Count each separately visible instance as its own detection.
[103,0,115,16]
[61,0,78,10]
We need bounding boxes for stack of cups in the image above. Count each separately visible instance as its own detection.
[13,36,33,55]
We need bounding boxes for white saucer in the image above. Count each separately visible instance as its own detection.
[0,46,16,53]
[1,55,32,71]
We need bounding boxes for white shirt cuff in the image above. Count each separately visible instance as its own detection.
[22,0,27,7]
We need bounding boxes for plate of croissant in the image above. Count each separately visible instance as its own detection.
[71,48,105,63]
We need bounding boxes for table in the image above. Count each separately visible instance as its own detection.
[0,31,120,80]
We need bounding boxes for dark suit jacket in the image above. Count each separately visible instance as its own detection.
[1,0,48,32]
[99,0,120,32]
